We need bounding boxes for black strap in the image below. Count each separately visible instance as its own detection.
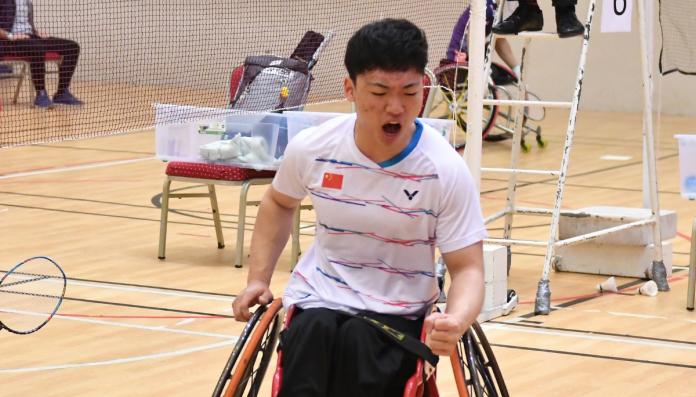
[356,314,439,367]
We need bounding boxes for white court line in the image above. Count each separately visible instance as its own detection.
[607,311,668,320]
[483,322,696,352]
[65,278,234,302]
[175,318,196,326]
[0,339,236,373]
[53,313,236,339]
[0,156,156,180]
[2,267,234,302]
[600,154,633,161]
[1,308,235,339]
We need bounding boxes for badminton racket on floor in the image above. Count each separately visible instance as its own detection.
[0,256,66,335]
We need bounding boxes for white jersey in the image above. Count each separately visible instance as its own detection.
[273,114,486,317]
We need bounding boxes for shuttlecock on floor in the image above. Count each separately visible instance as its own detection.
[597,276,618,293]
[638,280,658,297]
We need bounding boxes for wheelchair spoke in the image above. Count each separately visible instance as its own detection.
[455,323,509,397]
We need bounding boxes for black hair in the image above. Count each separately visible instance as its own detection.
[344,18,428,81]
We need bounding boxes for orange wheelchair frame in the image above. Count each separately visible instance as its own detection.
[213,299,509,397]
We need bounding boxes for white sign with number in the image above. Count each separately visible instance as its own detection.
[601,0,633,32]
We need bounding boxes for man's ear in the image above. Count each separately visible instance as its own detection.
[343,76,355,102]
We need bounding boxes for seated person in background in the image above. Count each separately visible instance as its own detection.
[233,18,486,397]
[446,0,521,78]
[0,0,83,108]
[492,0,584,38]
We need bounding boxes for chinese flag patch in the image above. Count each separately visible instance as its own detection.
[322,172,344,189]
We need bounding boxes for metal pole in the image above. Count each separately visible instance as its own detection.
[534,0,597,315]
[637,0,668,291]
[464,0,486,190]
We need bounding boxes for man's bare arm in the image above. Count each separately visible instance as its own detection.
[425,241,484,355]
[232,186,301,321]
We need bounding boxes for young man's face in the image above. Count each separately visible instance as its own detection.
[344,68,424,151]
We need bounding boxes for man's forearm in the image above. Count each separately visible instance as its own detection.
[442,242,485,330]
[246,189,297,284]
[445,265,484,329]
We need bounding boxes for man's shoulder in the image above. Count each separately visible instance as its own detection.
[417,122,463,163]
[415,122,473,182]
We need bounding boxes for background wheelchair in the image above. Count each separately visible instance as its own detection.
[212,298,509,397]
[423,60,546,153]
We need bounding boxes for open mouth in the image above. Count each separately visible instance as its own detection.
[382,122,402,134]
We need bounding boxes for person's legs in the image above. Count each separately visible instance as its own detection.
[552,0,577,7]
[37,36,83,104]
[0,37,53,106]
[552,0,584,38]
[277,308,344,397]
[492,0,543,35]
[494,38,519,75]
[330,314,422,397]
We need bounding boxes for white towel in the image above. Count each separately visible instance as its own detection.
[200,134,275,165]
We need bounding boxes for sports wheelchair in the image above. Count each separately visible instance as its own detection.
[423,60,546,153]
[212,298,509,397]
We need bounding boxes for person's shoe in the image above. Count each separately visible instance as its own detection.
[556,9,585,38]
[0,65,12,75]
[53,89,84,106]
[492,5,544,35]
[34,90,53,108]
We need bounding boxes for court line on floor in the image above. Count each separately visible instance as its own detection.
[483,321,696,352]
[0,339,236,374]
[481,152,679,195]
[4,308,234,339]
[64,278,235,302]
[493,343,696,369]
[33,143,155,155]
[62,295,233,318]
[0,156,156,180]
[488,319,696,347]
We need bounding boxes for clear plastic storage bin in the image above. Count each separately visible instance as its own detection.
[675,134,696,200]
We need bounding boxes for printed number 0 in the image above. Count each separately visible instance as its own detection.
[614,0,626,15]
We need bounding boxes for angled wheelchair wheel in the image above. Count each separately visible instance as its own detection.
[213,299,283,397]
[446,84,499,151]
[451,321,509,397]
[432,63,498,151]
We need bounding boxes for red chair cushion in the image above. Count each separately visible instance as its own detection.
[1,52,61,62]
[165,161,276,181]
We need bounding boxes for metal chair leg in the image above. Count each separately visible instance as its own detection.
[158,178,172,259]
[687,217,696,310]
[208,184,225,249]
[235,181,252,268]
[12,63,26,105]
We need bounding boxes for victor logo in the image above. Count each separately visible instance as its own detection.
[404,189,418,200]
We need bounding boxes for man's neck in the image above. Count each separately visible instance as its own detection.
[353,121,416,165]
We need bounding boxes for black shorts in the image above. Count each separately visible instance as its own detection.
[277,307,423,397]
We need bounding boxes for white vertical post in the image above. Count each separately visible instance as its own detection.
[641,0,654,207]
[464,0,486,190]
[637,0,668,291]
